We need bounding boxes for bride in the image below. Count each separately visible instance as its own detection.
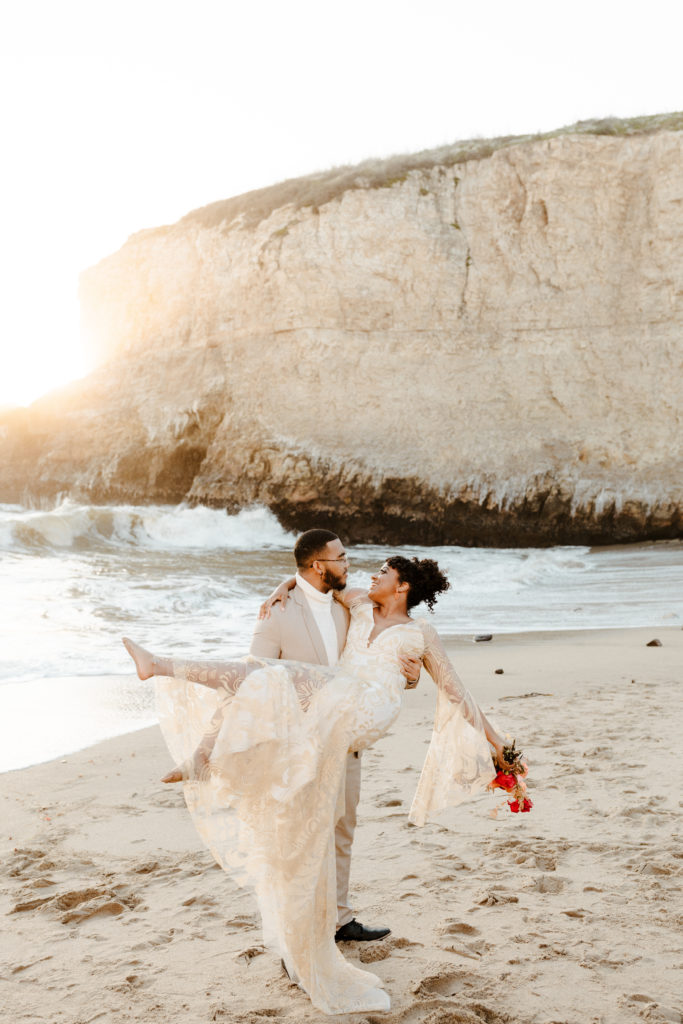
[123,555,506,1015]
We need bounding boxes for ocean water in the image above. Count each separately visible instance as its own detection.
[2,499,682,772]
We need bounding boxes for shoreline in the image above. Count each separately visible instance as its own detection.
[3,626,682,1023]
[2,625,678,774]
[1,622,679,774]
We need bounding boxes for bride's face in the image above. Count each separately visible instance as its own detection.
[368,563,401,601]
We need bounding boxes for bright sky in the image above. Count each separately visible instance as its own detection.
[1,0,681,406]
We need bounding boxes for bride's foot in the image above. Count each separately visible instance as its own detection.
[122,637,156,680]
[161,750,210,784]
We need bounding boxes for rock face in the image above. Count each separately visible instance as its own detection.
[2,120,682,544]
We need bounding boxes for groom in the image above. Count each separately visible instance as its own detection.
[250,528,421,942]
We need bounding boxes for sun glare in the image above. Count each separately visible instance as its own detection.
[0,352,87,409]
[0,299,87,409]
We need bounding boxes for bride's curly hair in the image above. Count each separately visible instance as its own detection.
[385,556,450,612]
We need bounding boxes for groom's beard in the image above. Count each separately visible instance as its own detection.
[322,568,347,592]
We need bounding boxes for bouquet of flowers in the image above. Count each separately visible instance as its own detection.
[489,740,532,814]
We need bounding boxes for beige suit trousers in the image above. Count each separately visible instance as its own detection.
[249,587,358,927]
[335,750,361,928]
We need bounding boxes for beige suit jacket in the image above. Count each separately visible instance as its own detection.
[249,585,350,664]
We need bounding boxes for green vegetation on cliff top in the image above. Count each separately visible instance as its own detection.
[178,111,683,235]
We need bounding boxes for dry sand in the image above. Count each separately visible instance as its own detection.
[2,628,682,1024]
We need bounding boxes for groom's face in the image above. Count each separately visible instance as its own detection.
[315,539,349,592]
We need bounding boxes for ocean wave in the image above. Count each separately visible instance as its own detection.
[0,501,295,553]
[2,508,682,688]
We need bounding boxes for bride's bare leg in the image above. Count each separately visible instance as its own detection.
[122,638,248,690]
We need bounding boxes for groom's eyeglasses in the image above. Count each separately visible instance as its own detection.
[317,555,349,564]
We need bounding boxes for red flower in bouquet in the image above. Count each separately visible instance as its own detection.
[491,771,517,792]
[508,797,533,813]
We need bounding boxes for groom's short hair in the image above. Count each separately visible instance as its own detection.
[294,529,340,568]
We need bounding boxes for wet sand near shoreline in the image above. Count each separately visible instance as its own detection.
[2,628,682,1024]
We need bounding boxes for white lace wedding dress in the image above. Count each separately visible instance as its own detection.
[155,598,495,1015]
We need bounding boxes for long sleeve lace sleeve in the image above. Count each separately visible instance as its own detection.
[409,623,496,826]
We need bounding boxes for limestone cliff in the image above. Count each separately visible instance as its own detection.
[2,115,682,544]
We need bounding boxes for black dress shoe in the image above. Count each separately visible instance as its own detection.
[334,918,391,942]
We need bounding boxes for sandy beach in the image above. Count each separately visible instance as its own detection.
[2,627,682,1024]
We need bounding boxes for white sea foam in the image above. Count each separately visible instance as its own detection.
[1,501,682,687]
[0,500,295,552]
[130,504,295,549]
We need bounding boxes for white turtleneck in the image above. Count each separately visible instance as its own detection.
[295,572,339,666]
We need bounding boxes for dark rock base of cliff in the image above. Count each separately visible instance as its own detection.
[265,497,683,547]
[1,402,680,547]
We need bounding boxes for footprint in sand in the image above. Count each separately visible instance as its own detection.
[358,935,422,964]
[442,943,483,961]
[359,941,392,963]
[110,973,150,993]
[226,913,258,929]
[8,848,59,878]
[638,862,673,876]
[530,874,566,894]
[538,943,569,959]
[132,860,160,874]
[61,899,127,924]
[181,894,217,907]
[412,968,469,997]
[56,887,111,910]
[237,945,265,963]
[11,886,106,915]
[475,889,520,906]
[10,895,54,913]
[210,1004,282,1019]
[372,1000,504,1024]
[437,853,471,871]
[532,852,557,871]
[61,886,141,923]
[441,921,480,936]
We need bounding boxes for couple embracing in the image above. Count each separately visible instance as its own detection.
[124,528,508,1014]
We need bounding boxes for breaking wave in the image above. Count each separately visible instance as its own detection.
[0,500,295,553]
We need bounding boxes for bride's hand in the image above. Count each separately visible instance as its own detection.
[258,578,297,619]
[399,654,422,689]
[491,737,510,768]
